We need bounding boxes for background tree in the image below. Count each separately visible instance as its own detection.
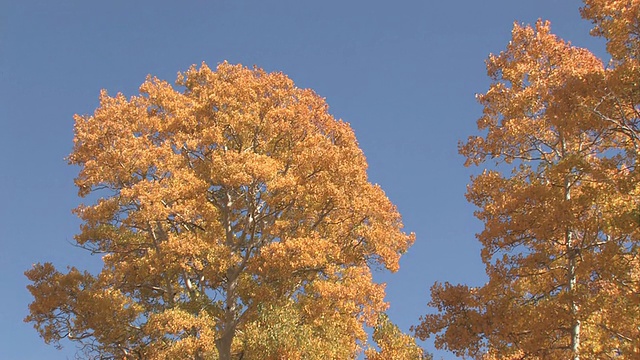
[580,0,640,355]
[25,62,416,359]
[414,13,640,359]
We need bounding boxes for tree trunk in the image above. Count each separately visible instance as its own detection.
[216,333,234,360]
[565,171,580,360]
[216,192,239,360]
[568,243,581,360]
[216,272,238,360]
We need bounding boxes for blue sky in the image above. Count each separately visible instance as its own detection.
[0,1,606,359]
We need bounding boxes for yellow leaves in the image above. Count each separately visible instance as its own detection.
[144,309,217,359]
[480,350,525,360]
[241,299,357,360]
[366,313,428,360]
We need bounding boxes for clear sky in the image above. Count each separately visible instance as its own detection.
[0,1,607,359]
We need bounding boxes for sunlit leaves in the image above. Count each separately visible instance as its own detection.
[366,313,429,360]
[581,0,640,60]
[417,10,640,360]
[25,62,415,359]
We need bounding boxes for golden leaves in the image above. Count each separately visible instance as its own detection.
[27,62,415,359]
[465,20,606,168]
[366,313,428,360]
[419,5,640,359]
[581,0,640,60]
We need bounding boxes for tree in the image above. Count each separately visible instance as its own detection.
[414,13,640,360]
[365,313,431,360]
[25,62,416,359]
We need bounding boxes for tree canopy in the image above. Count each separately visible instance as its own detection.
[415,1,640,359]
[25,62,416,360]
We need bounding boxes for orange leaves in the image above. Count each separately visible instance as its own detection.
[208,150,281,187]
[419,6,640,359]
[414,283,487,359]
[466,20,606,168]
[581,0,640,60]
[25,263,143,354]
[27,61,415,359]
[258,236,335,273]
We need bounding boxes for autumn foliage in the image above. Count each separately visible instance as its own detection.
[415,1,640,359]
[25,62,416,359]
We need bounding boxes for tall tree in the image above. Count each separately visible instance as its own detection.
[414,16,640,359]
[25,62,415,359]
[580,1,640,356]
